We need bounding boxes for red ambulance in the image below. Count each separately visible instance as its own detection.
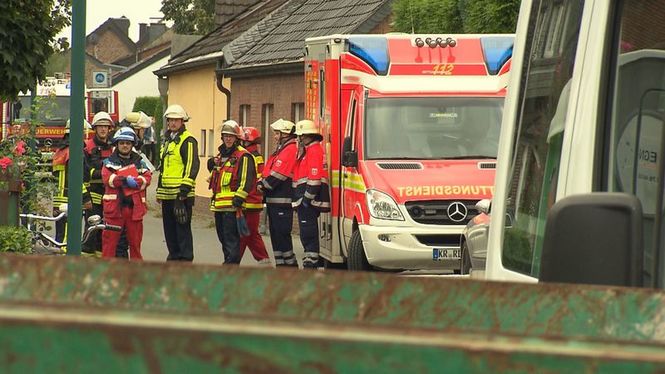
[304,34,513,271]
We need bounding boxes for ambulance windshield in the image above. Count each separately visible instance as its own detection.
[16,96,70,125]
[364,97,503,160]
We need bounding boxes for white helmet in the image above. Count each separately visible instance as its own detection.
[295,119,320,136]
[164,104,189,121]
[64,119,91,134]
[220,120,242,138]
[92,111,114,128]
[125,111,152,129]
[269,118,295,135]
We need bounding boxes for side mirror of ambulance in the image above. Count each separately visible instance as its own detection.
[539,193,644,287]
[341,136,358,167]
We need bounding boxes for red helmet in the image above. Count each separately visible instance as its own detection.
[243,126,261,143]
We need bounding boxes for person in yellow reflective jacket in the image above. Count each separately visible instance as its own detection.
[157,104,200,261]
[207,120,256,264]
[52,120,92,246]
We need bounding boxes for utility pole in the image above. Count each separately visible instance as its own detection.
[67,0,86,256]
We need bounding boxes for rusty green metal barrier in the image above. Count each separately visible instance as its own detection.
[0,255,664,371]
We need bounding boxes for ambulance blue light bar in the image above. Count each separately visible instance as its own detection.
[348,36,390,75]
[480,36,514,75]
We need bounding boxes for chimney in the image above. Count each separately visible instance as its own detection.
[113,16,130,36]
[149,23,168,41]
[139,23,148,45]
[214,0,261,26]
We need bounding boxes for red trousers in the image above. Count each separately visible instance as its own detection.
[239,210,269,261]
[102,206,144,260]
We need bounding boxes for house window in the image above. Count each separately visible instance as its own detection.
[262,104,273,158]
[240,104,250,127]
[292,102,305,123]
[200,129,207,157]
[208,129,215,157]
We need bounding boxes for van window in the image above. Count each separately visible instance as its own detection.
[603,0,665,287]
[501,0,585,276]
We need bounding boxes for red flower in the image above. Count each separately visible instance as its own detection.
[0,157,13,170]
[13,141,26,156]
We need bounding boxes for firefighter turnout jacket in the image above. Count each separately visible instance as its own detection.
[84,136,114,205]
[53,143,92,206]
[157,129,200,200]
[208,145,256,212]
[261,138,297,206]
[293,140,330,212]
[243,143,264,211]
[101,151,152,220]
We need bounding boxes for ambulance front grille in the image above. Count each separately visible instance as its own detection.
[377,162,423,170]
[478,162,496,169]
[405,200,479,225]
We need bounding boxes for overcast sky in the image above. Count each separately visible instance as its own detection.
[56,0,168,42]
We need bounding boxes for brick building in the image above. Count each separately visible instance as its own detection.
[220,0,393,160]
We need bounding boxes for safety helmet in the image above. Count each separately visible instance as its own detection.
[242,127,261,143]
[66,119,92,134]
[269,118,296,135]
[125,111,151,129]
[164,104,189,121]
[92,111,113,128]
[220,120,242,138]
[294,119,320,136]
[111,126,137,145]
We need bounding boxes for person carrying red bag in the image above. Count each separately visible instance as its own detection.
[101,127,152,260]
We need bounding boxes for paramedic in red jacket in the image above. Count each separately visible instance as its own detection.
[292,120,330,268]
[259,119,298,267]
[240,126,271,265]
[101,127,152,260]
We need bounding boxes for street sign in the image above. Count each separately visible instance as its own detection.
[91,71,109,88]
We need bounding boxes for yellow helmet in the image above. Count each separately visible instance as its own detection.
[295,119,320,136]
[269,118,295,134]
[125,111,152,129]
[164,104,189,121]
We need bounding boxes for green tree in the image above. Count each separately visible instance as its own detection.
[161,0,215,35]
[392,0,519,34]
[0,0,71,101]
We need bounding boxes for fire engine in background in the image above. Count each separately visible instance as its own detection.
[1,78,119,150]
[305,33,513,271]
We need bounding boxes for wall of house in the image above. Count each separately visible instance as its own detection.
[230,73,305,161]
[86,31,133,65]
[167,66,230,198]
[113,55,170,120]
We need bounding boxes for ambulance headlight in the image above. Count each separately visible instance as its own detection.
[366,189,404,221]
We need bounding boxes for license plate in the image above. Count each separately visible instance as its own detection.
[433,248,460,261]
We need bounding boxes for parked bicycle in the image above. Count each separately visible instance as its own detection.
[20,204,121,255]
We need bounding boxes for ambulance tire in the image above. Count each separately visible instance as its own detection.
[347,230,371,271]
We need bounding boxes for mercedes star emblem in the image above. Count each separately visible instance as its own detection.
[447,201,468,222]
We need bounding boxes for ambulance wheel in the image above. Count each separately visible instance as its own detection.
[347,230,371,271]
[460,242,471,275]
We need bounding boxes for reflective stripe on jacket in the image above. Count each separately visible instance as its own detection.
[244,144,264,211]
[293,141,330,212]
[209,146,256,212]
[157,130,199,200]
[261,139,297,206]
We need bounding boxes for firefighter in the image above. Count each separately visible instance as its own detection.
[258,119,298,267]
[83,111,115,255]
[207,120,256,264]
[293,119,331,268]
[239,126,271,265]
[157,104,200,261]
[100,127,152,260]
[114,111,154,259]
[52,120,92,245]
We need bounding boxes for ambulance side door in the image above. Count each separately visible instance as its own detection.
[340,91,362,250]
